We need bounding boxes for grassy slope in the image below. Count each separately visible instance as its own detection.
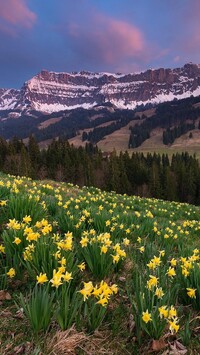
[0,174,200,354]
[96,112,200,158]
[131,127,200,160]
[39,125,200,159]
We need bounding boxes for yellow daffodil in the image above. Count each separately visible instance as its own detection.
[26,232,40,242]
[58,266,66,274]
[159,250,165,257]
[63,271,73,282]
[23,215,32,224]
[155,287,164,299]
[109,284,118,295]
[50,270,63,288]
[147,275,158,290]
[168,306,177,319]
[166,267,176,278]
[170,258,177,267]
[13,237,22,245]
[36,273,48,284]
[112,254,120,264]
[186,287,196,299]
[153,256,161,266]
[0,244,5,253]
[182,267,190,277]
[79,281,93,301]
[142,310,152,323]
[80,236,89,247]
[123,238,130,246]
[159,306,168,319]
[78,262,86,271]
[7,219,21,230]
[92,286,102,298]
[169,319,179,334]
[101,245,108,254]
[7,268,16,278]
[96,297,108,307]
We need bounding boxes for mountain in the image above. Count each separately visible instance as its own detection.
[1,63,200,113]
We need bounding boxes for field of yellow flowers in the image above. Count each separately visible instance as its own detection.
[0,173,200,354]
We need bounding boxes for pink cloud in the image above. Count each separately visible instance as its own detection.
[173,56,180,63]
[95,15,145,63]
[0,0,36,29]
[67,13,150,69]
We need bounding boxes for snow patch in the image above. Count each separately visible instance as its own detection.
[32,101,97,113]
[108,86,200,110]
[46,71,129,80]
[0,89,19,110]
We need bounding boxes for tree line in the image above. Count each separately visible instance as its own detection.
[0,135,200,205]
[163,122,195,145]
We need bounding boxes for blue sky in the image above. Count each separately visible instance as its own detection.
[0,0,199,88]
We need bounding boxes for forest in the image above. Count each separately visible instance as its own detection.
[0,135,199,205]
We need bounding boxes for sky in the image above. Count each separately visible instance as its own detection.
[0,0,200,88]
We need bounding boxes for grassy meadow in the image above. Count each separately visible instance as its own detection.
[0,173,200,354]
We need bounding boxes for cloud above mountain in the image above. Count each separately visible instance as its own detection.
[67,13,147,69]
[0,0,36,32]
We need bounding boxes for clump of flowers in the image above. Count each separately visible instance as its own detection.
[79,280,118,305]
[79,232,129,278]
[79,280,118,332]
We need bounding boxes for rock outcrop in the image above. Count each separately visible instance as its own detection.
[1,63,200,113]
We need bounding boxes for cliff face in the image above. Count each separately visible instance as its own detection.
[1,63,200,113]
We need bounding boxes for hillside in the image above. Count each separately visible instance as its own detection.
[69,97,200,157]
[0,173,200,354]
[96,122,200,159]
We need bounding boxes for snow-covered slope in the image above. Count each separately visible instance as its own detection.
[1,63,200,113]
[0,88,20,110]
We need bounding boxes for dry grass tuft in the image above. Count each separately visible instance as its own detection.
[47,326,116,355]
[83,329,115,355]
[47,326,86,354]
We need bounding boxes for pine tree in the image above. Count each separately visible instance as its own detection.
[19,145,32,177]
[28,135,40,178]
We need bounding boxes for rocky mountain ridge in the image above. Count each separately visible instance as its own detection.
[1,63,200,113]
